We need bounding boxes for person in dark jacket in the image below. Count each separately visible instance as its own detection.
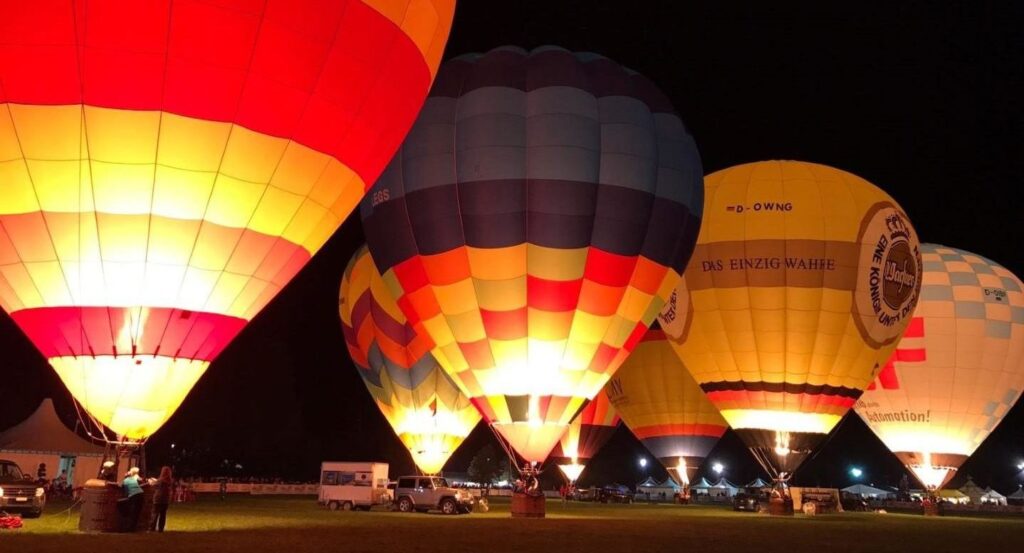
[151,466,173,532]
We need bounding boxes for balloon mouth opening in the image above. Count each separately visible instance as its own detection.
[558,463,585,482]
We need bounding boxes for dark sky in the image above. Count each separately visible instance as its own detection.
[2,1,1022,491]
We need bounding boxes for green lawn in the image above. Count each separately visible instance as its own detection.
[3,495,1022,553]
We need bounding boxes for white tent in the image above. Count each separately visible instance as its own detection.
[0,399,105,488]
[746,477,770,489]
[842,483,896,499]
[709,478,738,497]
[980,487,1007,506]
[689,477,714,495]
[1008,486,1024,505]
[958,478,985,504]
[637,476,680,500]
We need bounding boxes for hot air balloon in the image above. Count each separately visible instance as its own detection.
[359,46,704,475]
[661,161,923,503]
[605,323,729,488]
[340,246,481,475]
[0,0,455,444]
[548,392,620,483]
[855,244,1024,490]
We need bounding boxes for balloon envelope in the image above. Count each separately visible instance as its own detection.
[606,323,728,485]
[360,46,704,463]
[662,160,923,479]
[855,244,1024,489]
[549,391,620,481]
[0,0,454,439]
[340,246,480,475]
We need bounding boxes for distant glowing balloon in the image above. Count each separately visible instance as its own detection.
[605,324,729,486]
[340,246,480,475]
[662,160,923,483]
[360,46,704,464]
[855,244,1024,490]
[549,391,620,482]
[0,0,455,441]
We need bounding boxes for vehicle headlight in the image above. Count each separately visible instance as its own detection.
[36,487,45,497]
[0,487,4,497]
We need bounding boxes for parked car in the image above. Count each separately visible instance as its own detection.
[0,459,45,518]
[841,494,870,512]
[733,487,769,512]
[598,485,633,504]
[394,476,474,515]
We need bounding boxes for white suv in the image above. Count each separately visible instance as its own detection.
[394,476,474,515]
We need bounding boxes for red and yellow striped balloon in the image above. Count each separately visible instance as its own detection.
[0,0,454,440]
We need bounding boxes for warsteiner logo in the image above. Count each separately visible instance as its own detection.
[657,277,693,344]
[854,204,922,348]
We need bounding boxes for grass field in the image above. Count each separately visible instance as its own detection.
[3,495,1023,553]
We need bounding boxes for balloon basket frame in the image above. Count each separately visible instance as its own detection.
[511,491,546,518]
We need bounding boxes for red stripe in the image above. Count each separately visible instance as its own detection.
[622,322,649,352]
[469,397,495,423]
[583,249,637,288]
[631,423,728,440]
[9,306,247,362]
[458,339,494,370]
[896,347,926,362]
[903,316,925,338]
[0,1,430,185]
[393,257,431,294]
[527,275,583,311]
[588,343,618,373]
[705,389,857,411]
[480,307,528,341]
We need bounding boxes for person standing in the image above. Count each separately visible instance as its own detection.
[151,466,173,532]
[121,467,145,532]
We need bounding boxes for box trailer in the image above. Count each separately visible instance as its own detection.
[318,462,391,511]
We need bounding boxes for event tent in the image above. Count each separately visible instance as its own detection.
[709,478,738,497]
[0,399,105,488]
[746,477,770,489]
[637,476,680,500]
[937,489,969,503]
[842,483,896,499]
[980,488,1007,505]
[690,477,714,495]
[1008,486,1024,505]
[959,478,985,504]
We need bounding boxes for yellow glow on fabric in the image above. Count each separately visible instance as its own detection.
[558,463,585,483]
[493,422,568,464]
[908,455,955,491]
[50,355,208,440]
[720,409,841,435]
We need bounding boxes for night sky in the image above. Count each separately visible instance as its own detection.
[2,2,1022,492]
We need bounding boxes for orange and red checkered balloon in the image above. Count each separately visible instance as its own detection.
[360,46,704,463]
[0,0,454,440]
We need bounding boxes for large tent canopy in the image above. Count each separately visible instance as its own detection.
[842,484,896,498]
[0,399,105,488]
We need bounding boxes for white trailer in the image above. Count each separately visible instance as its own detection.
[318,462,391,511]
